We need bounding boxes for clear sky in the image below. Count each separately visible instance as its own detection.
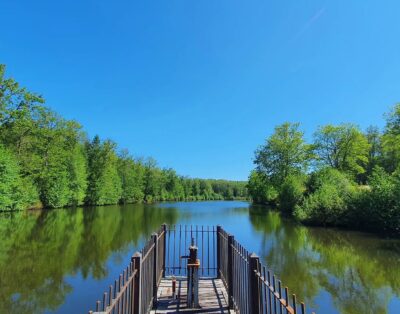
[1,0,399,180]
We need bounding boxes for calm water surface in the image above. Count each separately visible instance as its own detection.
[0,201,399,314]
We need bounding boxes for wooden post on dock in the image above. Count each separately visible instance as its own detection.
[227,234,234,309]
[249,253,261,314]
[132,252,142,314]
[152,233,158,308]
[162,223,167,277]
[216,225,221,279]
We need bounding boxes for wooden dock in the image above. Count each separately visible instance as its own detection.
[153,278,231,313]
[90,224,313,314]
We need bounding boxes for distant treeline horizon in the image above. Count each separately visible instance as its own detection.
[0,64,248,211]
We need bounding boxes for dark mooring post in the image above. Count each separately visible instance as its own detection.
[227,234,234,309]
[182,238,200,308]
[162,223,167,277]
[151,233,158,308]
[132,252,142,314]
[216,225,221,279]
[188,239,200,308]
[249,253,261,314]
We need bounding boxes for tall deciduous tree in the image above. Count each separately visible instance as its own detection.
[313,124,370,177]
[382,104,400,172]
[364,126,382,180]
[118,150,145,203]
[254,122,310,186]
[0,145,38,210]
[86,136,122,205]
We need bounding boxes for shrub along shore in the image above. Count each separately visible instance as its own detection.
[0,65,247,211]
[247,107,400,237]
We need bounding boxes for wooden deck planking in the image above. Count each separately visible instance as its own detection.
[153,277,232,313]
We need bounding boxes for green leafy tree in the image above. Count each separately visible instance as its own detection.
[163,168,185,200]
[382,104,400,172]
[279,174,306,214]
[67,143,88,206]
[294,168,358,226]
[0,145,38,210]
[34,110,78,208]
[118,150,141,203]
[86,136,122,205]
[364,126,382,180]
[313,124,370,177]
[247,170,278,205]
[143,158,163,202]
[199,180,213,199]
[254,122,310,186]
[358,167,400,236]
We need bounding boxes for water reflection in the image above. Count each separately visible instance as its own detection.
[249,206,400,314]
[0,202,399,314]
[0,204,178,314]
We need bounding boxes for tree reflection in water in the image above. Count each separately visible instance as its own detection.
[249,206,400,314]
[0,204,178,314]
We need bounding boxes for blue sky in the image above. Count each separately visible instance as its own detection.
[1,0,399,180]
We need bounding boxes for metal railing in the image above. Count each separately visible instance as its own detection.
[164,225,217,277]
[90,225,166,314]
[217,226,314,314]
[253,257,310,314]
[90,224,313,314]
[89,253,140,314]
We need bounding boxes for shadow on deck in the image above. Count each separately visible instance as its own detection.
[152,277,231,313]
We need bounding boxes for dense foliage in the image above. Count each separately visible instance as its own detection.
[0,65,247,211]
[248,107,400,237]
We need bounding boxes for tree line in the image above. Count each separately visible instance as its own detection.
[248,106,400,237]
[0,64,247,210]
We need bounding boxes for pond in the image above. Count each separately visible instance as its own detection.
[0,201,399,314]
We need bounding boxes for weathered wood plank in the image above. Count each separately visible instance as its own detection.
[153,277,233,313]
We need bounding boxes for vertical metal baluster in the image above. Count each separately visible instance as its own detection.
[279,280,283,314]
[173,225,176,276]
[195,225,198,274]
[212,226,215,276]
[167,225,170,276]
[241,244,245,313]
[207,225,210,276]
[125,268,129,313]
[123,279,126,314]
[259,260,263,314]
[179,225,182,275]
[292,295,297,314]
[235,243,238,312]
[239,244,242,313]
[285,287,289,314]
[103,292,107,311]
[245,246,249,314]
[119,274,123,314]
[127,263,131,314]
[184,225,187,276]
[301,303,305,314]
[109,285,113,308]
[267,271,272,314]
[263,267,268,314]
[196,224,199,246]
[201,225,204,276]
